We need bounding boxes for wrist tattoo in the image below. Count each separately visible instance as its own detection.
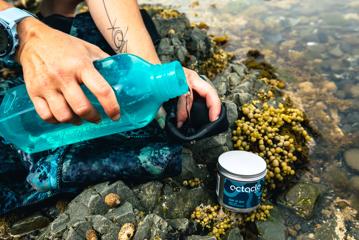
[102,0,128,53]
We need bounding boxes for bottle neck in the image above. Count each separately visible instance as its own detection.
[151,61,189,102]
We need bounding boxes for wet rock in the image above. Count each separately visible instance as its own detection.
[153,187,214,219]
[94,181,142,210]
[88,215,118,239]
[190,132,232,165]
[256,207,286,240]
[226,227,244,240]
[168,218,190,233]
[186,235,216,240]
[152,14,190,38]
[9,213,50,237]
[157,38,175,56]
[175,148,209,181]
[313,219,338,240]
[283,182,323,219]
[185,28,212,59]
[323,165,350,190]
[133,214,171,240]
[105,202,136,226]
[349,176,359,194]
[344,149,359,172]
[329,45,344,58]
[133,181,163,212]
[65,220,92,240]
[223,100,238,128]
[48,213,70,238]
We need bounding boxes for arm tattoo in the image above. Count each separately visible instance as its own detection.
[102,0,128,53]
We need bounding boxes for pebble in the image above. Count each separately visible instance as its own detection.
[312,177,321,183]
[344,149,359,172]
[298,81,315,93]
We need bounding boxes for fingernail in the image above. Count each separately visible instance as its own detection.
[177,121,184,128]
[112,114,120,121]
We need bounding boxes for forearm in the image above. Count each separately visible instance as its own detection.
[86,0,160,64]
[0,1,12,10]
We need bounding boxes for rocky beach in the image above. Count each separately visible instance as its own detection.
[1,0,359,240]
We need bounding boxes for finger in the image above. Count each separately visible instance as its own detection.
[44,91,75,123]
[31,96,58,123]
[79,66,120,120]
[176,92,193,128]
[191,78,221,122]
[61,81,101,123]
[86,43,110,60]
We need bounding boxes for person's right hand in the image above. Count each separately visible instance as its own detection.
[16,17,120,124]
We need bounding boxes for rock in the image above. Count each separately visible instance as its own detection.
[185,28,211,59]
[349,176,359,194]
[283,182,323,218]
[329,45,344,58]
[105,202,136,226]
[256,207,286,240]
[157,38,175,55]
[48,213,70,238]
[168,218,190,233]
[94,181,142,210]
[313,219,338,240]
[323,165,350,190]
[226,227,244,240]
[175,148,209,181]
[133,181,163,212]
[133,214,171,240]
[186,235,216,240]
[191,132,232,165]
[87,215,118,236]
[152,14,190,38]
[298,81,315,94]
[223,100,238,128]
[9,213,50,237]
[344,149,359,172]
[65,221,92,240]
[153,187,214,219]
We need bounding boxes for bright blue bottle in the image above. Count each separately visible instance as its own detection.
[0,54,188,153]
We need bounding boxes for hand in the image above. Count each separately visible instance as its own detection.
[17,18,120,124]
[176,68,221,128]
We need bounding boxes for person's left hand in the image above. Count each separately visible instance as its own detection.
[176,68,221,128]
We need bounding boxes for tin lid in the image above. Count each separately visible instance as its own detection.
[218,151,267,178]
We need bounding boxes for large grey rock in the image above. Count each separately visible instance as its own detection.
[105,201,136,225]
[283,182,323,219]
[134,214,171,240]
[87,215,118,235]
[175,148,209,181]
[185,28,212,59]
[48,213,70,238]
[157,38,175,55]
[153,187,214,219]
[133,181,163,212]
[64,220,92,240]
[93,180,142,210]
[190,132,232,165]
[9,213,50,237]
[256,207,286,240]
[153,14,190,38]
[168,218,190,233]
[223,100,238,128]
